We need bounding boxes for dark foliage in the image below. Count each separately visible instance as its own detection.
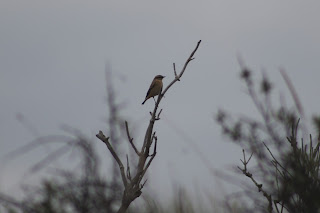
[217,68,320,213]
[0,134,122,213]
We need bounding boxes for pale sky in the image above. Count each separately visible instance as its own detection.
[1,0,320,206]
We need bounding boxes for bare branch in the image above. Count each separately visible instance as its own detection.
[99,41,201,213]
[238,150,273,213]
[156,109,163,120]
[140,179,148,190]
[126,154,131,181]
[140,40,201,154]
[247,152,253,163]
[162,40,201,96]
[96,131,127,187]
[149,132,156,148]
[144,136,157,174]
[173,63,180,81]
[125,121,140,156]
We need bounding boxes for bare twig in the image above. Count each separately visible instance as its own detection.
[126,154,132,181]
[146,136,157,166]
[162,40,201,96]
[96,40,201,213]
[173,63,180,81]
[238,149,273,213]
[96,131,127,187]
[125,121,140,156]
[141,138,157,181]
[149,132,156,147]
[155,109,163,120]
[262,141,293,178]
[140,179,148,189]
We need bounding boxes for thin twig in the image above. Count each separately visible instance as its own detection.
[140,179,148,190]
[173,63,180,81]
[142,137,157,178]
[162,40,201,96]
[149,132,156,147]
[155,109,163,120]
[126,154,131,181]
[125,121,140,156]
[262,141,293,178]
[238,150,273,213]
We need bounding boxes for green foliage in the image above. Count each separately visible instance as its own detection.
[217,68,320,212]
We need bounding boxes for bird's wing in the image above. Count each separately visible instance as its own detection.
[145,80,156,97]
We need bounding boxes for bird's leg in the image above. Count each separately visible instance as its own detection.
[153,97,156,104]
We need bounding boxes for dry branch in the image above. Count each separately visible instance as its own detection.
[238,149,273,213]
[125,121,140,156]
[96,131,127,187]
[96,40,201,213]
[173,63,179,81]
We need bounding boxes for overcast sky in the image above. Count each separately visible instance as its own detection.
[1,0,320,206]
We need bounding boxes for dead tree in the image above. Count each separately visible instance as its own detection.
[96,40,201,213]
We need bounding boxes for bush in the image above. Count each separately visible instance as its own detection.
[217,68,320,213]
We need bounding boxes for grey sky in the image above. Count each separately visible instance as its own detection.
[1,0,320,205]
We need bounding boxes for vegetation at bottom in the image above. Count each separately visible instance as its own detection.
[216,68,320,212]
[1,66,319,213]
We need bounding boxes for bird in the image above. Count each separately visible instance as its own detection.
[142,75,165,105]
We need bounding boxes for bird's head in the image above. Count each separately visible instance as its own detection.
[155,75,165,79]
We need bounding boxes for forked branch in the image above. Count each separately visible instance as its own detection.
[96,131,127,187]
[96,40,201,213]
[238,149,273,213]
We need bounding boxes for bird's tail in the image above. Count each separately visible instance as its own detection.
[142,99,146,105]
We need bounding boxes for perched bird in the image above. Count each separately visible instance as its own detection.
[142,75,165,105]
